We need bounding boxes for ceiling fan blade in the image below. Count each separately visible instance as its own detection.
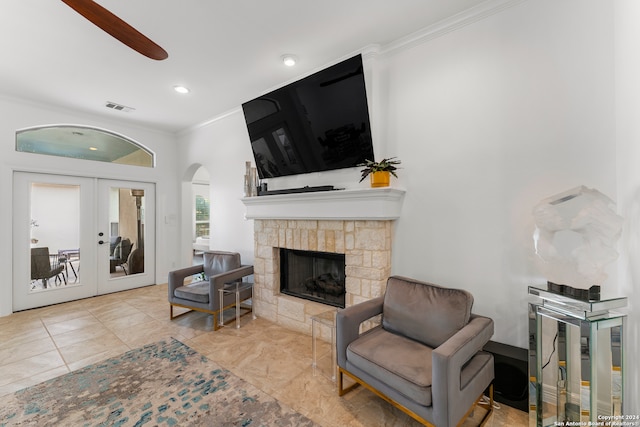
[61,0,168,60]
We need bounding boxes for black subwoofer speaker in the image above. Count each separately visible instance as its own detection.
[484,340,528,412]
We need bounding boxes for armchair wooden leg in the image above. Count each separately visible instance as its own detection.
[169,303,195,320]
[477,383,494,427]
[168,303,235,332]
[338,367,434,426]
[458,384,494,427]
[213,312,219,331]
[337,367,361,396]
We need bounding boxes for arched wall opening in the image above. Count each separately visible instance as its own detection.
[180,164,210,267]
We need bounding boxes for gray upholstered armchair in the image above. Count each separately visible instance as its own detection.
[337,276,494,427]
[168,251,253,330]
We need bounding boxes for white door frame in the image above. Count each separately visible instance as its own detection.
[12,172,156,311]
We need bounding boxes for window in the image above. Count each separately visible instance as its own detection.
[16,125,154,167]
[195,194,210,238]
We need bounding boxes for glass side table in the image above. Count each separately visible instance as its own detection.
[311,309,337,382]
[219,281,255,329]
[528,285,626,426]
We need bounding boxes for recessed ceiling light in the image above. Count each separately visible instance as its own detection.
[281,55,297,67]
[89,147,98,151]
[173,85,190,94]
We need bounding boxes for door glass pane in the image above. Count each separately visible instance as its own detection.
[30,183,81,292]
[109,187,145,278]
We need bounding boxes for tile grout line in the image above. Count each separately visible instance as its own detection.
[40,315,73,373]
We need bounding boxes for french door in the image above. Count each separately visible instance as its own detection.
[12,172,156,311]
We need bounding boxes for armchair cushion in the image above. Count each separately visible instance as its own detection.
[347,327,434,406]
[382,276,473,348]
[174,281,209,304]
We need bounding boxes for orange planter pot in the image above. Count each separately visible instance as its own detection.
[370,171,390,187]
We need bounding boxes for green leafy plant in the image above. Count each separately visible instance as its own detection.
[358,157,401,182]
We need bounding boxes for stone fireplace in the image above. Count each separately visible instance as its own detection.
[243,187,404,334]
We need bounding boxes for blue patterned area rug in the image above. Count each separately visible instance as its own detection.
[0,338,318,426]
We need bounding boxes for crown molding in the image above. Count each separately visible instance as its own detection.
[380,0,526,55]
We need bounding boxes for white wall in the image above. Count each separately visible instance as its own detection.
[0,96,180,316]
[383,0,640,412]
[386,0,616,344]
[615,0,640,416]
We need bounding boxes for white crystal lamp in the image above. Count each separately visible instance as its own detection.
[532,186,623,297]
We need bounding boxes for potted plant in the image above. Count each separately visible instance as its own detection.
[358,157,401,187]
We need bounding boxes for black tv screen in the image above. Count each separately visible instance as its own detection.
[242,54,374,179]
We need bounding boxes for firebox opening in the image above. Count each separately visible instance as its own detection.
[280,248,346,308]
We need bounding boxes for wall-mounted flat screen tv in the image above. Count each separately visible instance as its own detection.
[241,54,374,179]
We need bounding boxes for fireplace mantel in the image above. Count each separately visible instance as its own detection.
[241,187,405,220]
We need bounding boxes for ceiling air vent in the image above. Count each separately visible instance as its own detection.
[105,101,135,113]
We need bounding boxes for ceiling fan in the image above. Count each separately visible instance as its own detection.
[61,0,168,60]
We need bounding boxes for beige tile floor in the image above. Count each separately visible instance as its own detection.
[0,284,527,426]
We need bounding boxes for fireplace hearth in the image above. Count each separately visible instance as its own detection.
[280,248,346,308]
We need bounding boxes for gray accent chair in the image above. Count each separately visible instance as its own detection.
[168,251,254,330]
[337,276,494,427]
